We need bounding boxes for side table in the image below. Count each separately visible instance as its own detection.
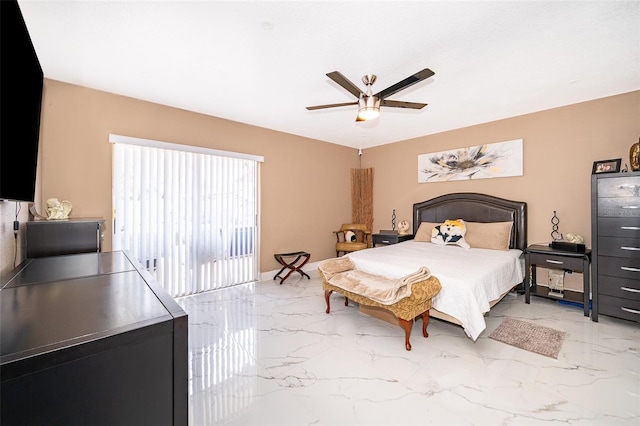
[524,244,591,316]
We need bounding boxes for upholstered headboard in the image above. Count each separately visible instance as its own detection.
[413,193,527,250]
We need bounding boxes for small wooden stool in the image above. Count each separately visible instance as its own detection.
[273,251,311,284]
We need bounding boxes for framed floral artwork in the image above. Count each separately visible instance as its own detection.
[418,139,523,183]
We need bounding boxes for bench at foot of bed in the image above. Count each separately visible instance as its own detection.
[321,275,441,351]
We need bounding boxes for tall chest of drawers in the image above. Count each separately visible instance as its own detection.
[591,171,640,322]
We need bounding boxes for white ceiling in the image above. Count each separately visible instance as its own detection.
[18,1,640,150]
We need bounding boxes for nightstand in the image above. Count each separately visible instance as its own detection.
[524,244,591,316]
[372,233,414,247]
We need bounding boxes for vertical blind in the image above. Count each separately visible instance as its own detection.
[111,134,262,298]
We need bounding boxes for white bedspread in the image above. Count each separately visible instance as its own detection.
[346,241,525,340]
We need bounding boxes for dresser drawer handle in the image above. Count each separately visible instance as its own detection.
[621,246,640,251]
[545,259,564,265]
[381,240,390,244]
[620,206,640,209]
[621,307,640,315]
[621,226,640,230]
[621,286,640,294]
[620,266,640,272]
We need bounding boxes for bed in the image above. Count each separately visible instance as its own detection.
[319,192,527,349]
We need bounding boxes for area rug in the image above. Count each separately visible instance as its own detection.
[489,317,566,359]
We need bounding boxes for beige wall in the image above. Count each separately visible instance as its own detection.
[5,79,358,276]
[365,91,640,246]
[364,90,640,290]
[1,82,638,288]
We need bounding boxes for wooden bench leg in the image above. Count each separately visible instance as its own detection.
[398,318,413,351]
[399,311,430,351]
[324,290,333,314]
[421,310,430,338]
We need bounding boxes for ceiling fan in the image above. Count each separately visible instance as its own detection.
[306,68,435,122]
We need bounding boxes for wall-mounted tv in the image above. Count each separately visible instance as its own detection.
[1,0,44,202]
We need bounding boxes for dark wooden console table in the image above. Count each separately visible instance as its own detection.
[1,251,188,426]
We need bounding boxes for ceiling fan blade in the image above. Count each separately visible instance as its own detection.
[326,71,364,98]
[374,68,435,100]
[381,100,428,109]
[306,101,358,111]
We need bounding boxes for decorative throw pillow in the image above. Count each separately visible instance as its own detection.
[431,219,470,249]
[414,222,440,242]
[464,221,513,250]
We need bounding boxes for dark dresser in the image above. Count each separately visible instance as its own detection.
[591,171,640,323]
[26,218,105,258]
[1,251,188,426]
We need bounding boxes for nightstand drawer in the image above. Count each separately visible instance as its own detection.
[527,252,585,272]
[372,233,413,246]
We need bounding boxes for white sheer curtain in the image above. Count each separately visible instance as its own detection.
[111,134,262,298]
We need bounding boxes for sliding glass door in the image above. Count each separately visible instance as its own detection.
[111,135,261,298]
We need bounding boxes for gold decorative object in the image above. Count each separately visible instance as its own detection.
[630,137,640,171]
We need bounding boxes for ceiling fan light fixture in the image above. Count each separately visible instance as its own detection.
[357,96,380,121]
[307,68,434,121]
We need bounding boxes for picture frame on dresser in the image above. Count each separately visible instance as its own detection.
[592,158,621,174]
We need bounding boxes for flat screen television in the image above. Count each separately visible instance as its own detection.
[1,0,44,202]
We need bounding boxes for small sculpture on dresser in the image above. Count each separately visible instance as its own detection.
[565,233,584,244]
[46,198,72,220]
[630,136,640,171]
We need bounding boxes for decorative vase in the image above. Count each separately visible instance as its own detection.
[630,137,640,172]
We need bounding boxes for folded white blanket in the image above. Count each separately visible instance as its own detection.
[318,257,431,305]
[317,256,355,280]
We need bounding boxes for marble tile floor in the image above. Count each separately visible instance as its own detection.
[176,272,640,426]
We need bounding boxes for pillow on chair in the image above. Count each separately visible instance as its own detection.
[431,219,470,249]
[345,230,357,242]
